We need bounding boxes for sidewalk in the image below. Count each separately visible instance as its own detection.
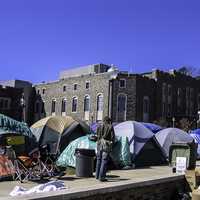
[0,165,184,199]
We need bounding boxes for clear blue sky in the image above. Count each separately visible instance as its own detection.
[0,0,200,83]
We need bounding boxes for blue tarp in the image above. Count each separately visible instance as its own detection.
[0,114,32,138]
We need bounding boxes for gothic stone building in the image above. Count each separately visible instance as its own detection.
[33,64,200,125]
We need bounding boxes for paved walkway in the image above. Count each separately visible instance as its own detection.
[0,165,184,199]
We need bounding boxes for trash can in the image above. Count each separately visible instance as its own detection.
[169,142,197,170]
[75,148,96,177]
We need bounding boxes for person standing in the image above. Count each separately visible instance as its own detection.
[95,116,115,182]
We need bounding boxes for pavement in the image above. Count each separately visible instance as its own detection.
[0,165,185,199]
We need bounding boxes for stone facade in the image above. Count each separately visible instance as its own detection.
[34,69,116,123]
[0,85,23,121]
[33,64,200,125]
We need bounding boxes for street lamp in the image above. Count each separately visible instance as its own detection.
[20,93,26,122]
[172,117,175,128]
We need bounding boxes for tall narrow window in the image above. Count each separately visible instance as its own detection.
[97,94,103,121]
[63,85,66,92]
[51,99,56,114]
[86,81,90,89]
[74,84,77,90]
[0,99,3,108]
[72,97,77,112]
[41,101,45,114]
[42,88,46,94]
[117,94,127,121]
[35,102,40,113]
[143,96,150,122]
[84,95,90,111]
[61,99,66,113]
[97,94,103,111]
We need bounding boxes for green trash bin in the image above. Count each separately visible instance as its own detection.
[169,142,197,170]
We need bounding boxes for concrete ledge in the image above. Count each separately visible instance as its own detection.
[1,173,185,200]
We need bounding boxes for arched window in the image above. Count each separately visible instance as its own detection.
[63,85,66,92]
[117,94,127,121]
[51,99,56,114]
[72,97,78,112]
[97,94,103,111]
[84,95,90,112]
[61,99,66,113]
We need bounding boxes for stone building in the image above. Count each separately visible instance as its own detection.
[0,85,23,121]
[0,80,34,125]
[33,64,200,125]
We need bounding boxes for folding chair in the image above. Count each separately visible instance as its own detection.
[40,143,60,176]
[5,146,30,183]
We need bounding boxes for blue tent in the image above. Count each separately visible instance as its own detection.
[114,121,167,167]
[190,132,200,159]
[190,129,200,135]
[141,122,162,134]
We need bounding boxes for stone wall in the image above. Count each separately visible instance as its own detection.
[34,72,113,123]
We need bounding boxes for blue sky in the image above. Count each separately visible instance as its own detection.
[0,0,200,83]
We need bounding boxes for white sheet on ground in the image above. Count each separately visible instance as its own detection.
[10,180,67,196]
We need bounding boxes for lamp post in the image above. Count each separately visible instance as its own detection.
[172,117,175,128]
[20,93,26,122]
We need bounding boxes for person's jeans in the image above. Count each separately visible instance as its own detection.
[95,149,109,180]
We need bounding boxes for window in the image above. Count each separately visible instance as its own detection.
[117,94,126,112]
[167,104,171,116]
[117,94,127,121]
[168,85,172,96]
[35,102,39,113]
[72,97,77,112]
[37,89,40,95]
[86,81,90,89]
[177,88,181,107]
[51,99,56,113]
[0,98,11,110]
[119,79,126,88]
[61,99,66,113]
[4,100,8,109]
[84,95,90,112]
[74,84,77,90]
[42,88,46,94]
[63,85,66,92]
[97,94,103,111]
[41,101,45,114]
[162,83,167,102]
[0,99,3,108]
[143,97,149,113]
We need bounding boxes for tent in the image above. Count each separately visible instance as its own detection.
[190,130,200,159]
[155,128,194,157]
[0,114,37,155]
[31,116,90,153]
[56,135,132,168]
[141,122,162,134]
[114,121,167,167]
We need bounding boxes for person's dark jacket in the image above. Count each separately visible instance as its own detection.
[96,122,115,152]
